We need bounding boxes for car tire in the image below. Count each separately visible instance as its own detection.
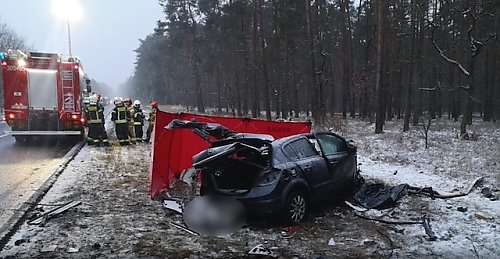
[353,169,364,187]
[282,190,308,225]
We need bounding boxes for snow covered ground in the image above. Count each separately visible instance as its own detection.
[0,114,498,258]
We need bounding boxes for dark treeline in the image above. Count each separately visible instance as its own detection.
[127,0,499,133]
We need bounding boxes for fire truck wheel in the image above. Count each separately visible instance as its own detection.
[14,136,29,144]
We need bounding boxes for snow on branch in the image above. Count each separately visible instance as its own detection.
[431,37,470,77]
[426,18,471,77]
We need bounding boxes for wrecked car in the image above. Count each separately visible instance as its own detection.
[167,120,359,224]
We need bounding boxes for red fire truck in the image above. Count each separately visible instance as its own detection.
[0,49,89,142]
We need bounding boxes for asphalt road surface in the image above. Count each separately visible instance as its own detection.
[0,121,76,231]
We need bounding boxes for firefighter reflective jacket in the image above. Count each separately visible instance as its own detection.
[127,106,135,124]
[133,107,145,126]
[111,105,129,124]
[148,108,157,123]
[85,104,104,124]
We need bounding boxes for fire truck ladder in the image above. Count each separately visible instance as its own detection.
[61,69,75,112]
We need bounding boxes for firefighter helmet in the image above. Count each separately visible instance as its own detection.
[124,98,132,105]
[133,100,141,107]
[150,101,158,108]
[89,94,98,104]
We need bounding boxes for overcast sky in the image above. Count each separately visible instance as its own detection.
[1,0,164,88]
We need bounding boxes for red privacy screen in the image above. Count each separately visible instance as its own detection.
[149,111,312,199]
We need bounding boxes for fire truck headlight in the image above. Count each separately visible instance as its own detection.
[71,114,79,120]
[18,59,26,67]
[8,113,16,119]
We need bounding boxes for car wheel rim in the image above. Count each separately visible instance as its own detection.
[289,195,306,223]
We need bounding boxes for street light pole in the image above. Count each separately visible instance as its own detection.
[67,19,72,57]
[52,0,82,57]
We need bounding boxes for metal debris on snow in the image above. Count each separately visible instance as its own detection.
[28,201,82,225]
[40,245,57,252]
[169,222,199,236]
[67,247,80,253]
[162,199,183,214]
[248,244,274,257]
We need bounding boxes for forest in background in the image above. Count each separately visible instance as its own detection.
[127,0,498,133]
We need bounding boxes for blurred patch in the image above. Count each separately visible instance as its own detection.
[183,195,246,236]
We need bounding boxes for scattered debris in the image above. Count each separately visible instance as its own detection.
[28,201,82,225]
[422,215,437,241]
[162,199,183,214]
[475,212,494,221]
[363,240,376,246]
[169,222,199,236]
[248,244,273,257]
[14,238,28,246]
[285,226,299,234]
[344,201,368,212]
[354,212,422,225]
[457,207,468,212]
[408,177,483,199]
[91,243,101,250]
[354,184,408,209]
[67,247,79,253]
[481,188,493,198]
[40,245,57,252]
[280,233,293,239]
[328,238,335,246]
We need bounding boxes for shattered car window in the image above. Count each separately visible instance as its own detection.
[316,134,347,156]
[288,138,318,158]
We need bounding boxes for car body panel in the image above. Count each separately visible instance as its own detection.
[168,120,358,219]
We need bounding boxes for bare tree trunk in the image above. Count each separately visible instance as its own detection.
[257,0,272,121]
[192,51,205,113]
[495,4,500,121]
[304,0,321,122]
[252,0,259,118]
[375,0,386,134]
[215,62,222,113]
[412,1,425,126]
[340,0,352,119]
[403,0,417,132]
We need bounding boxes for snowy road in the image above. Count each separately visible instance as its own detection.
[0,122,9,136]
[0,130,75,234]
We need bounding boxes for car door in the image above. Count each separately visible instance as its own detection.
[314,133,355,191]
[283,137,332,196]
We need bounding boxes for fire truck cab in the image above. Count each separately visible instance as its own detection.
[1,50,88,142]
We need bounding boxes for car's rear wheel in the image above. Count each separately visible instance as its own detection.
[282,190,308,224]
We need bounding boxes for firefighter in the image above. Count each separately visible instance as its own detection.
[124,98,136,144]
[111,98,130,145]
[85,94,109,146]
[145,101,159,143]
[133,100,145,142]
